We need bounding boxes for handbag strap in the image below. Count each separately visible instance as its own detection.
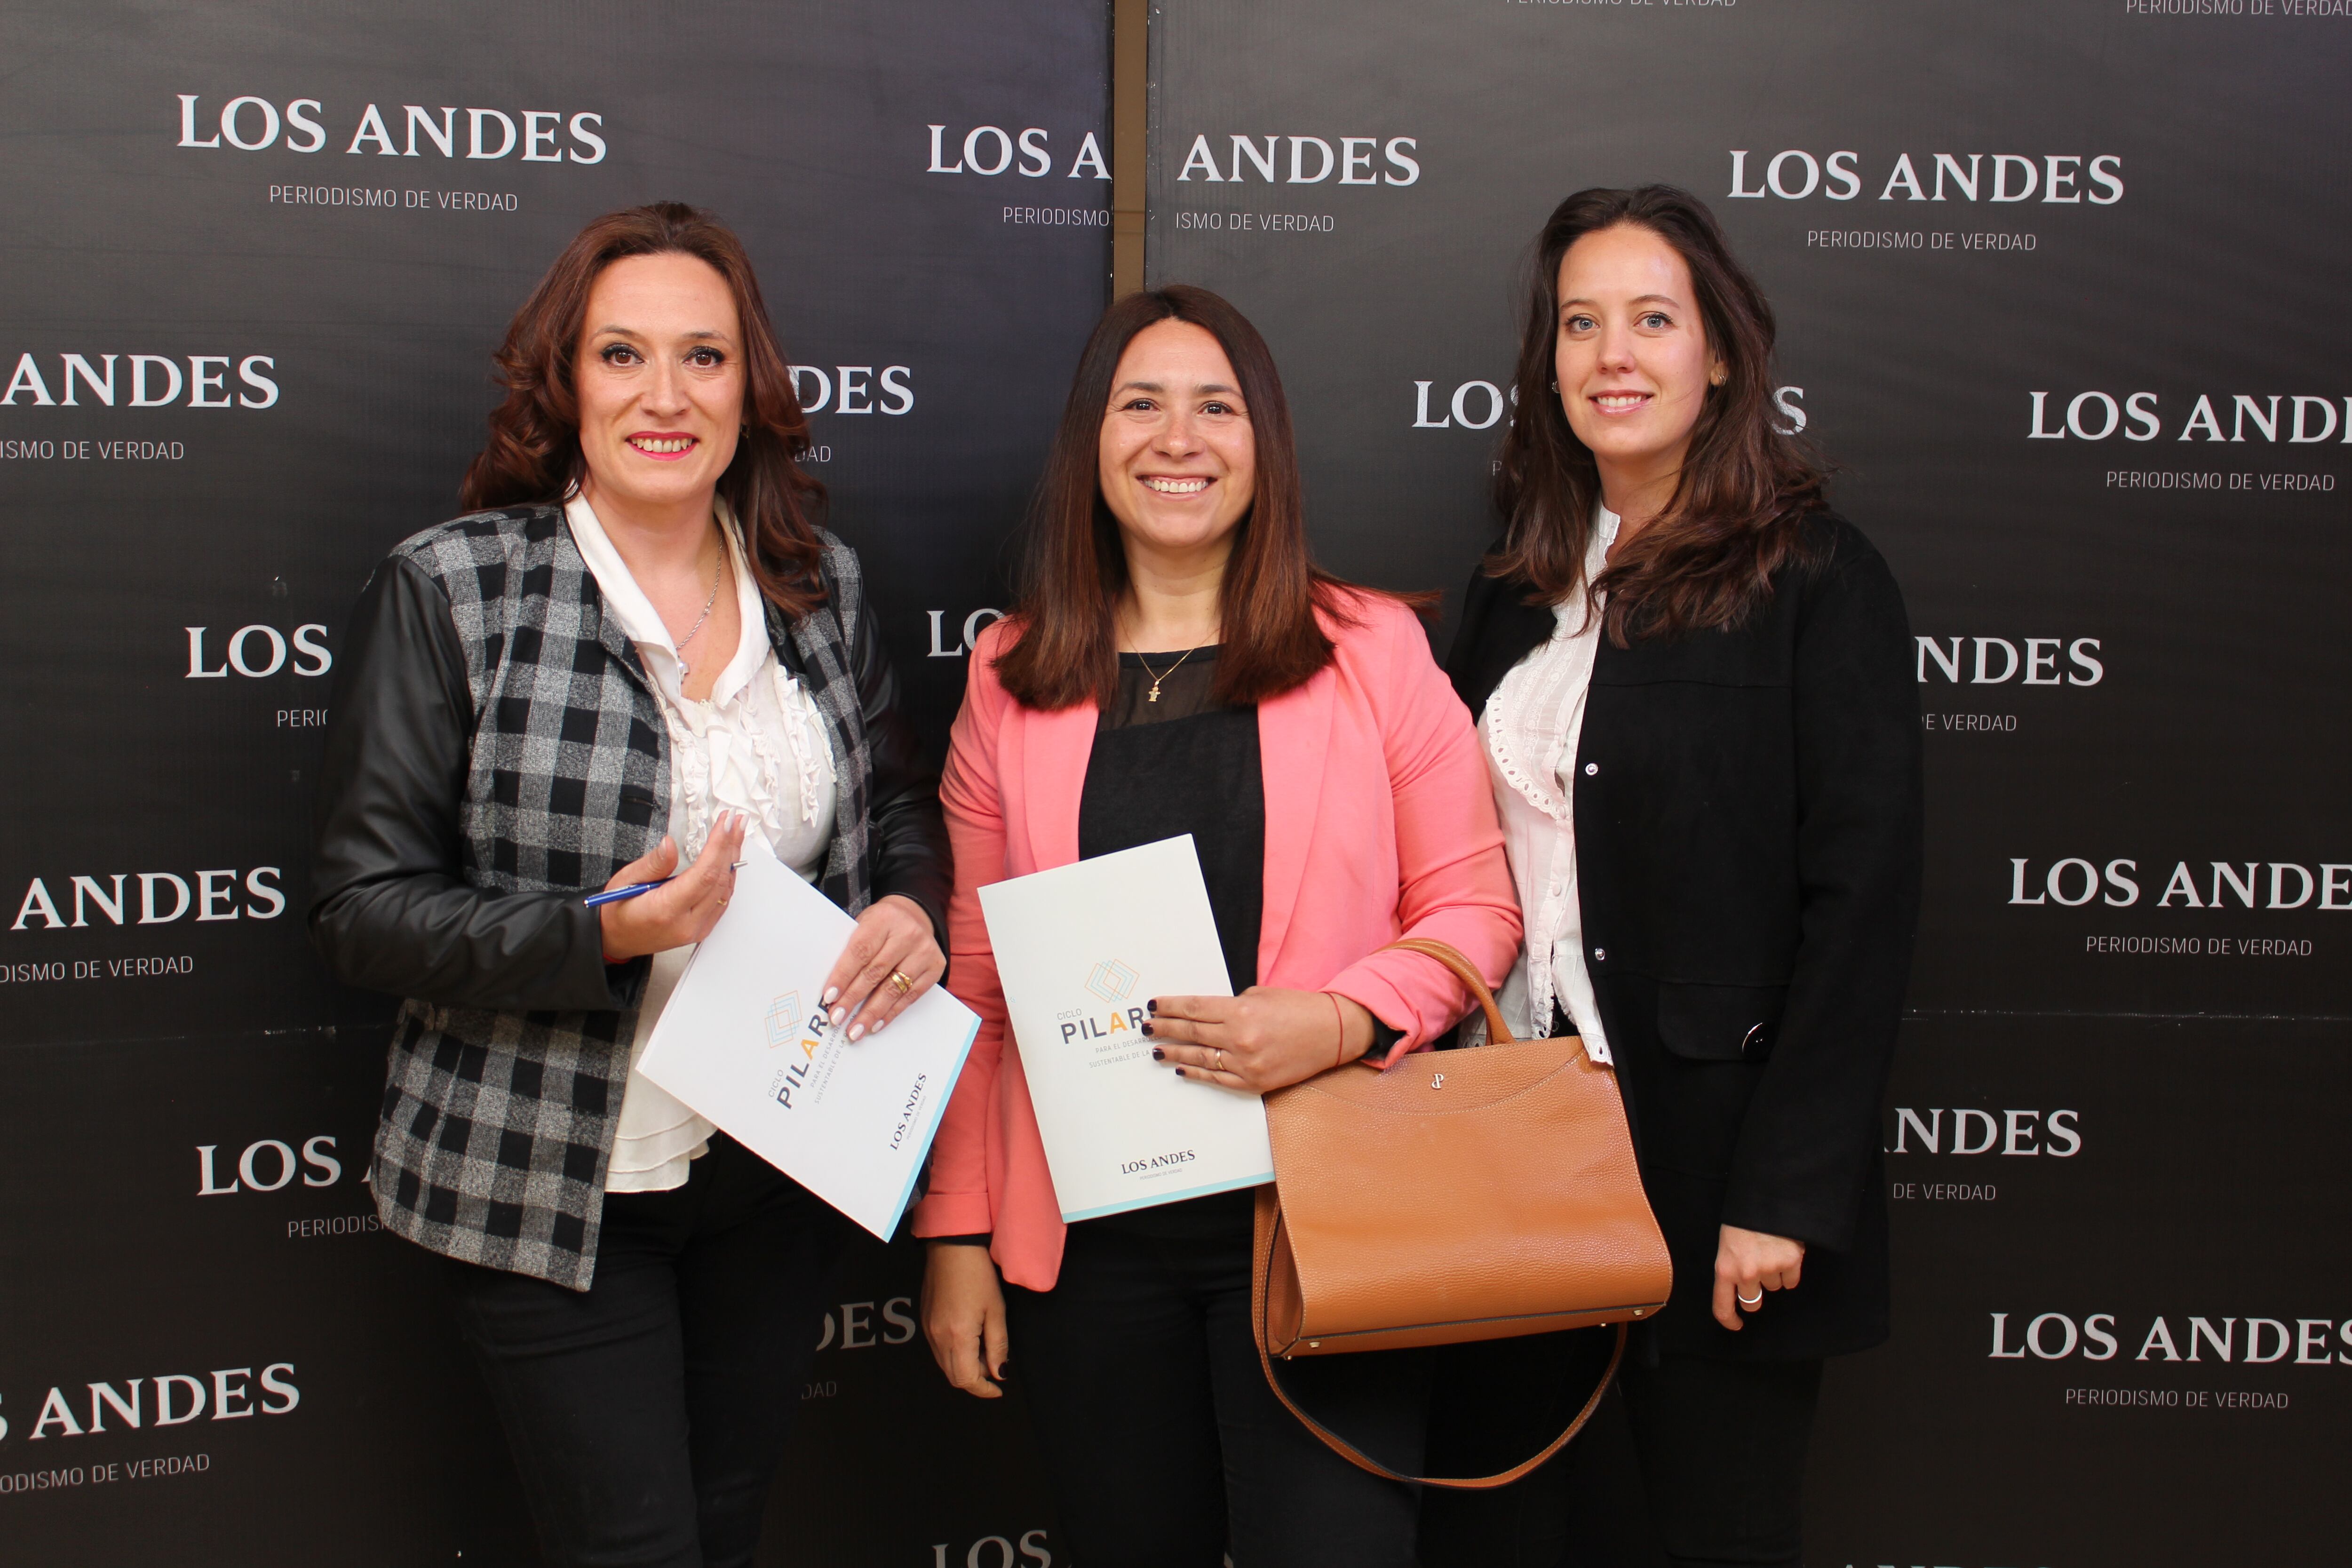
[1384,936,1520,1046]
[1249,1187,1626,1491]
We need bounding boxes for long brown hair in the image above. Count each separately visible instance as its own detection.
[461,202,829,617]
[993,285,1371,712]
[1491,185,1828,644]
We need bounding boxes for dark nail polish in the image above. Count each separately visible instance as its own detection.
[1142,1022,1154,1036]
[1151,1048,1165,1061]
[1147,999,1158,1014]
[1174,1067,1186,1077]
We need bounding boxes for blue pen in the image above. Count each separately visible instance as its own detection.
[584,861,747,908]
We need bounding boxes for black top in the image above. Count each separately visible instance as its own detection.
[1446,512,1923,1361]
[1078,648,1264,994]
[1071,649,1264,1239]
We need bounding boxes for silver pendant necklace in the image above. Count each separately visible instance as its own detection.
[673,544,725,678]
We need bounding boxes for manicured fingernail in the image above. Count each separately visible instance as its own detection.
[871,1018,887,1033]
[1174,1067,1185,1077]
[1142,1022,1154,1036]
[1151,1048,1165,1061]
[1147,999,1158,1014]
[823,987,840,1005]
[831,1007,846,1025]
[848,1023,865,1042]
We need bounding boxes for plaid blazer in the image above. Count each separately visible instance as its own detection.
[313,504,914,1289]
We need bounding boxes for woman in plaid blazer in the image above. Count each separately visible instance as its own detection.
[310,204,950,1568]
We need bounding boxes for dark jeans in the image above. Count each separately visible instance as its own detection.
[441,1133,849,1568]
[1004,1189,1432,1568]
[1422,1329,1824,1568]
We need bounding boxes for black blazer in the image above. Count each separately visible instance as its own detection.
[1446,512,1922,1359]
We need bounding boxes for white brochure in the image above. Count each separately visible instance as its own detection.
[637,851,978,1242]
[978,835,1273,1222]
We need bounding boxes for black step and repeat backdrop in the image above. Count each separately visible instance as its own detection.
[0,2,1103,1562]
[1146,2,2350,1566]
[7,1,2349,1565]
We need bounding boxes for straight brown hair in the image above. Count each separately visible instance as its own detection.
[993,285,1375,712]
[460,201,830,618]
[1492,185,1828,645]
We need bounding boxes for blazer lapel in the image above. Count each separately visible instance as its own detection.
[1015,701,1099,873]
[1255,667,1335,977]
[565,534,654,699]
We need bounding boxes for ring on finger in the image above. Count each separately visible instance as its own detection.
[887,969,914,997]
[1737,1288,1764,1307]
[1213,1047,1227,1073]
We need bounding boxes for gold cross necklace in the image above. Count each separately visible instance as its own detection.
[1132,643,1202,703]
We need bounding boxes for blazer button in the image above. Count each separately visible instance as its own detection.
[1583,762,1598,776]
[1591,947,1605,962]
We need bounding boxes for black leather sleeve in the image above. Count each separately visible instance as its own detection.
[309,557,636,1013]
[845,590,952,954]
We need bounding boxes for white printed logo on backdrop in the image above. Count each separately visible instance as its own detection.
[175,94,606,163]
[926,124,1110,180]
[0,1362,301,1444]
[2026,389,2347,498]
[2003,856,2350,912]
[1729,150,2122,204]
[1,352,278,409]
[1176,134,1419,186]
[8,867,285,932]
[789,366,914,417]
[1405,380,1808,435]
[926,608,1005,658]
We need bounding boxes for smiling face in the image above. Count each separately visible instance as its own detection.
[1553,223,1724,490]
[1097,319,1257,570]
[573,251,746,522]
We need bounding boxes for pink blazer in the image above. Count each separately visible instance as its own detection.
[912,591,1523,1290]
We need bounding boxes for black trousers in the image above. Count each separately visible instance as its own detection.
[1422,1329,1824,1568]
[441,1133,849,1568]
[1004,1190,1432,1568]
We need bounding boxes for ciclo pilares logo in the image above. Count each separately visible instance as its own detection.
[768,993,841,1112]
[1059,958,1148,1049]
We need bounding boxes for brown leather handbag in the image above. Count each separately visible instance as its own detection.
[1250,937,1673,1488]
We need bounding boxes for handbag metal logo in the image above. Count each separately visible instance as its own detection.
[1431,1072,1445,1090]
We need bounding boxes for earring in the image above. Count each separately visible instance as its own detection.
[1709,367,1727,387]
[1549,380,1558,393]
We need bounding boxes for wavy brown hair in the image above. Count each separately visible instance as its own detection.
[460,201,829,617]
[1491,185,1828,644]
[994,285,1390,712]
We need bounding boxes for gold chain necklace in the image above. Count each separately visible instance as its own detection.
[1131,643,1202,703]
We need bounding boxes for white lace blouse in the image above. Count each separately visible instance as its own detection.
[565,493,840,1192]
[1477,507,1619,1064]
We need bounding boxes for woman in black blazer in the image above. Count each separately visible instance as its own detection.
[1428,186,1922,1568]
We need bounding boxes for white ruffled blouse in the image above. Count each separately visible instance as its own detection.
[565,493,839,1192]
[1477,507,1618,1064]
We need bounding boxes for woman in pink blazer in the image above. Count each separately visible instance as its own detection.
[915,286,1521,1568]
